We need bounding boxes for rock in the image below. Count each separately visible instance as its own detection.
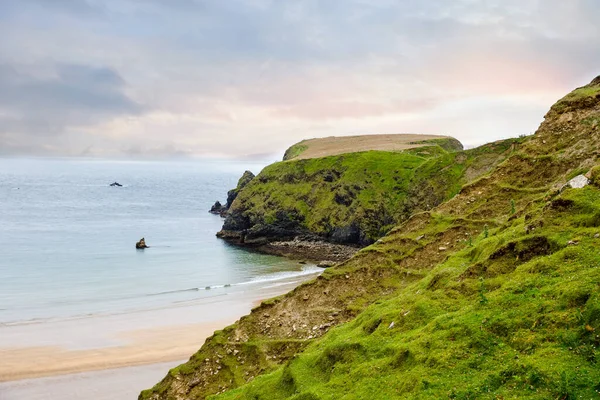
[209,200,227,215]
[330,224,362,244]
[136,238,148,249]
[317,261,337,268]
[594,233,600,238]
[388,321,395,329]
[416,235,425,241]
[110,182,122,187]
[209,170,255,216]
[226,171,256,209]
[438,246,447,251]
[562,175,590,191]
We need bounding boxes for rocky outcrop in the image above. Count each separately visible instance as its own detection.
[209,200,227,216]
[208,171,255,217]
[135,238,148,249]
[216,137,518,259]
[110,182,122,187]
[226,170,255,208]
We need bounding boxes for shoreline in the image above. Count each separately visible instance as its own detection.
[0,321,227,382]
[220,234,360,263]
[0,273,320,383]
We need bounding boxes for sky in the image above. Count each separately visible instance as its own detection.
[0,0,598,160]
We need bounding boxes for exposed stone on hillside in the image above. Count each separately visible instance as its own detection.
[563,174,590,190]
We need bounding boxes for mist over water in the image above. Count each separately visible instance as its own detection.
[0,158,314,325]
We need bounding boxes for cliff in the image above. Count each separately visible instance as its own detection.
[141,76,600,399]
[217,135,517,261]
[209,171,255,216]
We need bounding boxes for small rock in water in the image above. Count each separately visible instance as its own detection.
[110,182,123,187]
[136,238,148,249]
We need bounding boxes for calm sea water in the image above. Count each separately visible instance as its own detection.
[0,158,317,326]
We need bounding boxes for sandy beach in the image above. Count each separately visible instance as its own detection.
[0,273,320,398]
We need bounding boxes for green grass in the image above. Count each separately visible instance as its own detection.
[229,140,516,244]
[213,187,600,400]
[283,142,309,161]
[551,85,600,114]
[140,79,600,400]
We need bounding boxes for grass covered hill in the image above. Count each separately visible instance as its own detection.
[218,135,517,248]
[282,134,462,161]
[141,76,600,400]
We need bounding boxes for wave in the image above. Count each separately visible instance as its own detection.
[0,265,322,327]
[148,264,322,294]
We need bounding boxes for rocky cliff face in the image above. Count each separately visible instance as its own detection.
[141,77,600,400]
[217,137,517,260]
[209,170,255,216]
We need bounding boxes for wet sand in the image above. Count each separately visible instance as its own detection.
[0,273,320,398]
[0,361,183,400]
[0,321,229,381]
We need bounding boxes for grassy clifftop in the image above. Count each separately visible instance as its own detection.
[282,134,462,161]
[141,76,600,400]
[219,136,516,248]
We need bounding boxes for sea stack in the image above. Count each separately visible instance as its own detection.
[136,238,148,249]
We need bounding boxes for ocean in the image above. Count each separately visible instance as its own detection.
[0,157,319,338]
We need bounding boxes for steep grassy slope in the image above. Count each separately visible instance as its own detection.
[215,184,600,400]
[282,135,461,161]
[219,137,516,246]
[140,77,600,400]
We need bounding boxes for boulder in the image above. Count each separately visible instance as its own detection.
[110,182,123,187]
[562,175,590,191]
[136,238,148,249]
[317,261,337,268]
[209,201,227,216]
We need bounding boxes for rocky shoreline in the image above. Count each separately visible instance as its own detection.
[216,229,359,264]
[254,238,359,264]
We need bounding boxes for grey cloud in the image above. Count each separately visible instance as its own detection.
[0,0,100,17]
[0,0,598,157]
[0,63,144,153]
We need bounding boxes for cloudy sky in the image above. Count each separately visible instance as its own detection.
[0,0,598,159]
